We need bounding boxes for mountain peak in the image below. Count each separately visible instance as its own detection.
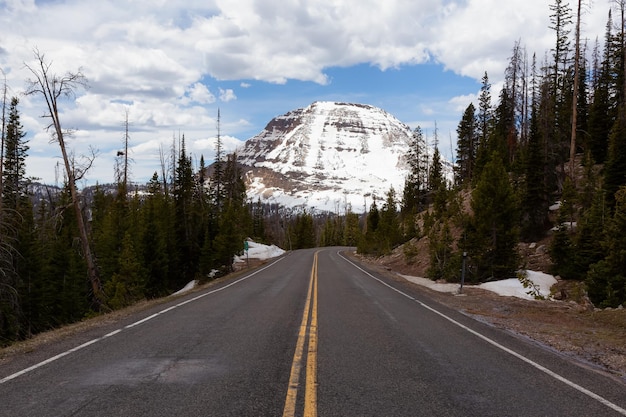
[236,101,426,213]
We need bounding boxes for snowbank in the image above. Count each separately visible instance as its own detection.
[480,271,556,299]
[401,275,460,294]
[401,270,557,300]
[172,241,286,296]
[171,280,198,296]
[233,241,286,263]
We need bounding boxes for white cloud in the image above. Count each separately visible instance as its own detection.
[219,88,237,102]
[420,106,436,116]
[449,94,479,113]
[191,134,241,154]
[0,0,617,185]
[1,0,615,89]
[186,83,216,104]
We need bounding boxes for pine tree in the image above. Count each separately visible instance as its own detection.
[519,98,549,241]
[474,72,494,180]
[142,172,170,296]
[172,136,198,286]
[427,218,457,281]
[91,186,118,283]
[213,153,251,271]
[587,11,617,164]
[454,104,477,186]
[367,199,380,233]
[546,0,575,185]
[213,204,242,270]
[378,187,401,252]
[467,153,519,281]
[344,212,361,246]
[549,0,573,99]
[358,200,380,254]
[428,146,448,217]
[105,231,146,310]
[493,86,516,168]
[320,217,339,247]
[0,97,29,342]
[549,177,577,278]
[213,109,225,209]
[37,187,90,328]
[402,126,428,213]
[603,105,626,208]
[291,212,316,249]
[573,187,606,279]
[251,198,266,242]
[477,72,493,146]
[2,97,28,211]
[91,176,135,299]
[428,146,443,191]
[586,187,626,307]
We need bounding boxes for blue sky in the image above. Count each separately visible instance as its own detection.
[217,63,479,145]
[0,0,615,185]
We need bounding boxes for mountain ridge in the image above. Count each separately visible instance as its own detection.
[235,101,446,213]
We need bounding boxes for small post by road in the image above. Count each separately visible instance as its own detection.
[460,251,467,294]
[244,240,249,269]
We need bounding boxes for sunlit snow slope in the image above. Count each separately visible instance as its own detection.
[236,101,441,213]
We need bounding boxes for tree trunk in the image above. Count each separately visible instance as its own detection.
[0,72,7,221]
[569,0,582,182]
[25,51,104,307]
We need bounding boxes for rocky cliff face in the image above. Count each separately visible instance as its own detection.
[235,101,420,213]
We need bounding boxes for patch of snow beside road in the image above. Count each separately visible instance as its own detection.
[401,270,557,300]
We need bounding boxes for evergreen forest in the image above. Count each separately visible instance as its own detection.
[353,0,626,310]
[2,0,626,346]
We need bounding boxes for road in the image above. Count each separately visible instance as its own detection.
[1,248,626,416]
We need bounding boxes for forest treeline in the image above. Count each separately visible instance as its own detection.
[2,0,626,345]
[322,0,626,310]
[0,67,266,343]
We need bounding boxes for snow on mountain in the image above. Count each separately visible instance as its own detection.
[236,101,448,213]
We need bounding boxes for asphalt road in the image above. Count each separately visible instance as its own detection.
[1,248,626,416]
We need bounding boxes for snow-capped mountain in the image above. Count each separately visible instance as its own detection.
[236,101,445,213]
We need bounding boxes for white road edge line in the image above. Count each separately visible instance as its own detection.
[338,251,626,416]
[0,256,286,385]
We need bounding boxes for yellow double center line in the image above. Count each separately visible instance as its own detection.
[282,251,319,417]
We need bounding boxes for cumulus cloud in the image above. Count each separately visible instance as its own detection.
[191,135,241,154]
[1,1,615,88]
[219,88,237,102]
[0,0,617,184]
[186,83,216,104]
[449,93,479,113]
[191,0,441,83]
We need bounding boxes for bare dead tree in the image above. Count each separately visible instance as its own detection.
[159,143,169,197]
[570,0,582,181]
[24,50,104,306]
[0,71,19,331]
[0,69,7,220]
[114,109,132,196]
[616,0,626,105]
[71,146,99,182]
[122,108,130,191]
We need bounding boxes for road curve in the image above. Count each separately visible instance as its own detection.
[1,247,625,416]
